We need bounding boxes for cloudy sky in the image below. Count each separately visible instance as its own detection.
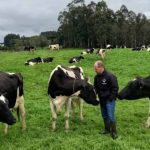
[0,0,150,42]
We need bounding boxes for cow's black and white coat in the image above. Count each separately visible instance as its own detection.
[69,56,84,63]
[0,72,26,134]
[25,57,43,66]
[24,46,36,53]
[132,47,142,51]
[147,47,150,52]
[49,44,59,50]
[86,48,95,54]
[25,57,54,66]
[43,57,54,63]
[106,44,114,49]
[96,49,106,59]
[48,65,99,130]
[81,48,95,55]
[118,76,150,128]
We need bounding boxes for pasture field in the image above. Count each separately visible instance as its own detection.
[0,48,150,150]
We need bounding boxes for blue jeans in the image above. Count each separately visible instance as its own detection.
[100,100,116,123]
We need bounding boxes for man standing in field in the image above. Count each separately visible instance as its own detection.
[94,61,119,139]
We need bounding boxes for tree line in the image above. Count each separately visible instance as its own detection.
[58,0,150,48]
[1,31,57,51]
[1,0,150,50]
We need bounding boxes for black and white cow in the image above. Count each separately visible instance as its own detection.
[81,51,87,55]
[147,47,150,52]
[49,44,59,50]
[96,49,106,59]
[86,48,95,54]
[81,48,95,55]
[0,72,26,134]
[132,47,142,51]
[24,46,36,53]
[43,57,54,63]
[69,56,84,63]
[118,76,150,128]
[25,57,43,66]
[25,57,54,66]
[141,45,146,50]
[106,44,114,49]
[48,65,99,130]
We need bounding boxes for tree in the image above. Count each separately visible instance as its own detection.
[4,34,20,48]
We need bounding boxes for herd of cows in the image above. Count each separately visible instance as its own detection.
[0,45,150,136]
[24,44,150,66]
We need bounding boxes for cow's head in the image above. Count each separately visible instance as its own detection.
[0,94,16,125]
[118,77,147,100]
[80,80,99,105]
[80,56,84,59]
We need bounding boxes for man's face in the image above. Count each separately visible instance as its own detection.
[94,66,103,74]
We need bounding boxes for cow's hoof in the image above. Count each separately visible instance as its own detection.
[51,127,56,131]
[22,128,26,131]
[65,129,69,133]
[4,131,8,135]
[144,121,150,128]
[80,117,83,121]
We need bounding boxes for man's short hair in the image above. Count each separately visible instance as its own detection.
[94,60,104,68]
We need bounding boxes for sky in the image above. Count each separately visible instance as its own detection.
[0,0,150,43]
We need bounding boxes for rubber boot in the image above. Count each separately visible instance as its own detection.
[100,119,110,134]
[110,121,118,139]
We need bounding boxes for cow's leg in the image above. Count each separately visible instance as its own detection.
[50,100,57,130]
[79,99,83,121]
[71,100,76,118]
[4,124,9,134]
[145,99,150,128]
[18,96,26,130]
[4,109,14,134]
[102,53,106,59]
[64,98,71,130]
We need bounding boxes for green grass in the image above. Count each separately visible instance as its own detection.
[0,48,150,150]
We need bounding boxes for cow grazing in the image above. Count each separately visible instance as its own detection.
[49,44,59,50]
[69,56,84,63]
[0,95,16,125]
[118,76,150,128]
[24,46,36,53]
[96,49,106,59]
[48,65,99,130]
[0,72,26,134]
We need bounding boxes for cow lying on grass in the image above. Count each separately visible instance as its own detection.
[48,65,99,130]
[69,56,84,63]
[25,57,54,66]
[81,48,95,55]
[0,72,26,134]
